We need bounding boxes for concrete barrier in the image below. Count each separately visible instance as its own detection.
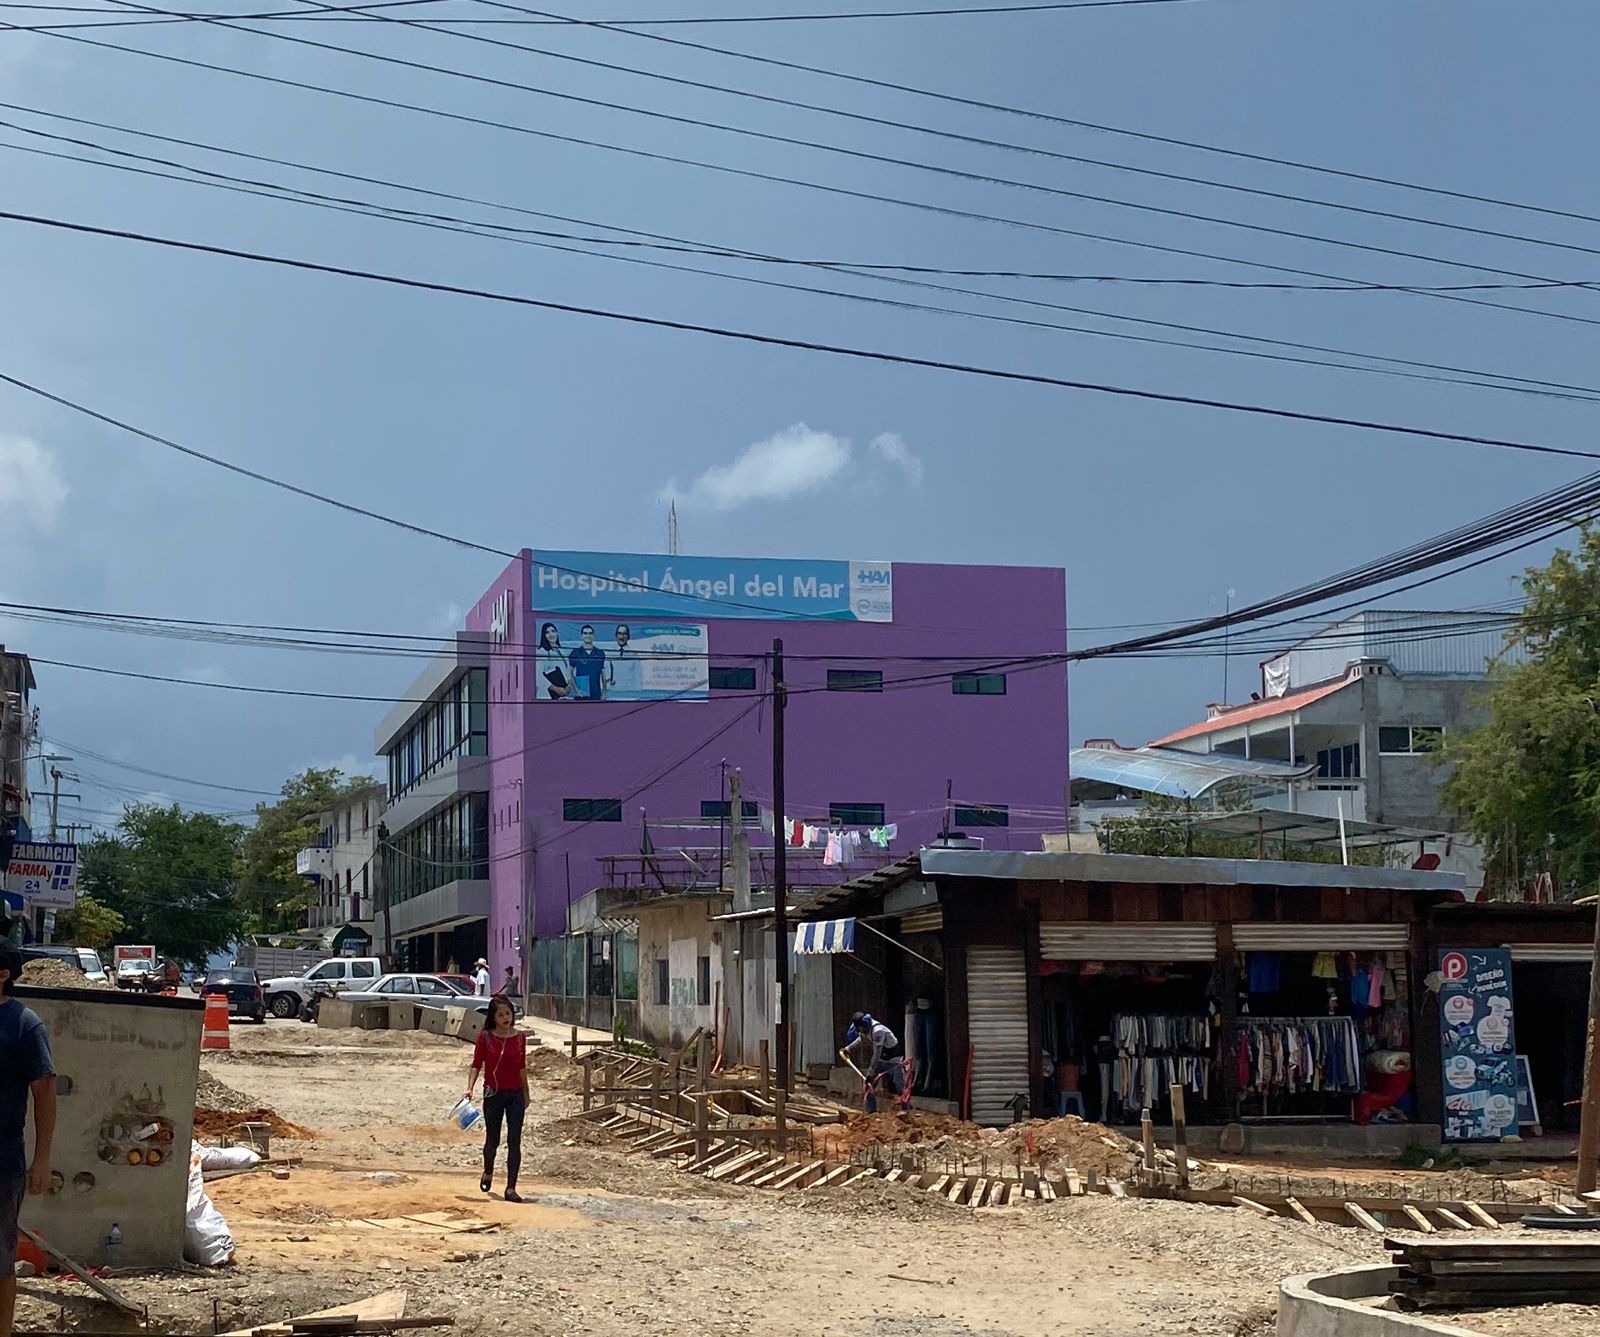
[1278,1265,1483,1337]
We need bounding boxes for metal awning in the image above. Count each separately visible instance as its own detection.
[1180,809,1450,848]
[795,919,857,954]
[1071,746,1317,799]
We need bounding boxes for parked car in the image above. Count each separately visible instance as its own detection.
[262,956,382,1020]
[20,944,110,985]
[339,973,490,1012]
[115,957,157,990]
[438,973,521,1018]
[202,968,267,1023]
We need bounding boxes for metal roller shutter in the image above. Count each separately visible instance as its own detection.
[1232,923,1409,951]
[1505,943,1594,964]
[1040,923,1217,961]
[899,907,944,936]
[966,945,1030,1128]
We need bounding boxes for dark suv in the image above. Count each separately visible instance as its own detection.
[202,968,267,1023]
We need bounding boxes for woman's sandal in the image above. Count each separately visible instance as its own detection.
[480,1175,491,1194]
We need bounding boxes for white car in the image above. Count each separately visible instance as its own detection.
[340,974,489,1012]
[263,956,383,1019]
[115,957,156,990]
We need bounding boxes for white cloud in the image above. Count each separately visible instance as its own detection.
[0,436,68,530]
[870,432,924,486]
[662,423,852,513]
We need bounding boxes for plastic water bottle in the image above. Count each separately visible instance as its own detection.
[103,1223,122,1269]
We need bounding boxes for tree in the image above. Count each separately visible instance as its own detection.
[238,767,371,933]
[1443,526,1600,899]
[54,893,124,948]
[79,805,246,967]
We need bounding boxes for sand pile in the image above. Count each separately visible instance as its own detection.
[996,1117,1144,1177]
[21,957,113,989]
[193,1106,314,1140]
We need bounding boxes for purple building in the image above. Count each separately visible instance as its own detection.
[376,549,1067,993]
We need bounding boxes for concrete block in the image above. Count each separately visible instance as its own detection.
[352,1001,390,1031]
[317,998,355,1030]
[387,1001,419,1031]
[418,1005,450,1036]
[446,1007,485,1044]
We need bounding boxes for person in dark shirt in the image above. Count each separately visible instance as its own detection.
[1,942,56,1337]
[568,624,608,700]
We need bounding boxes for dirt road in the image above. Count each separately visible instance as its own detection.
[15,1021,1397,1336]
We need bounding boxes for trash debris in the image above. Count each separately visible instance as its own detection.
[185,1144,236,1267]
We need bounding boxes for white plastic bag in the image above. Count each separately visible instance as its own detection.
[184,1144,236,1266]
[199,1144,261,1172]
[447,1097,482,1132]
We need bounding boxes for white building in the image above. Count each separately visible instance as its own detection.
[298,781,386,933]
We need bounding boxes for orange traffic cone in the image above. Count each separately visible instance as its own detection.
[201,994,231,1051]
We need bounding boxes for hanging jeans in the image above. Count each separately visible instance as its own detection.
[482,1088,526,1188]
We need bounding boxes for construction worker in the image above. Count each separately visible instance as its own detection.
[842,1012,908,1113]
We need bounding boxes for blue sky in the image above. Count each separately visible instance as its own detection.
[0,0,1595,829]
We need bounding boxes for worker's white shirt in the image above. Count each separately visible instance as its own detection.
[474,969,490,996]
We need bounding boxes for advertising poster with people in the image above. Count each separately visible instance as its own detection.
[533,618,709,702]
[1437,948,1519,1142]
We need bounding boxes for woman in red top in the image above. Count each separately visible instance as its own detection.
[466,996,528,1201]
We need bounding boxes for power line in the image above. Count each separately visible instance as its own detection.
[26,11,1600,334]
[5,206,1600,464]
[12,124,1596,407]
[76,0,1600,311]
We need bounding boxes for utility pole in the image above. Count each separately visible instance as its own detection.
[375,822,392,970]
[1576,888,1600,1195]
[771,638,790,1092]
[49,766,62,839]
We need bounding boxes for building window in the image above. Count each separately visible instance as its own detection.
[383,667,490,801]
[653,959,669,1007]
[827,668,883,692]
[361,866,369,899]
[696,956,711,1007]
[564,798,623,823]
[344,810,352,843]
[709,665,757,691]
[1316,742,1362,780]
[952,672,1006,696]
[1379,725,1444,755]
[830,802,885,826]
[954,803,1009,828]
[363,803,370,834]
[701,800,759,819]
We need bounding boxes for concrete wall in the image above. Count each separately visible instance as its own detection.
[634,899,725,1050]
[17,987,203,1267]
[1278,1265,1482,1337]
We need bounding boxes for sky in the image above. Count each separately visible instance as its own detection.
[1,0,1597,833]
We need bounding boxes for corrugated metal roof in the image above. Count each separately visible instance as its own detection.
[1149,674,1356,746]
[1071,745,1317,799]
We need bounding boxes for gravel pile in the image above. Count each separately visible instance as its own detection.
[20,957,114,989]
[197,1070,262,1113]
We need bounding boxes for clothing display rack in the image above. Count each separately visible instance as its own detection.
[1237,1016,1363,1097]
[1106,1012,1212,1119]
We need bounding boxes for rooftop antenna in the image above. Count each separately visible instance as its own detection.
[667,500,680,556]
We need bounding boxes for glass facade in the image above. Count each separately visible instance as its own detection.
[387,793,490,905]
[386,668,487,801]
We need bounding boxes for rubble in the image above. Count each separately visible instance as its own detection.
[20,956,114,989]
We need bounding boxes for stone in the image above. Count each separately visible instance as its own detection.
[1218,1122,1248,1155]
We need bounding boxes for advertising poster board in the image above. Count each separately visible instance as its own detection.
[531,618,709,702]
[1437,948,1519,1142]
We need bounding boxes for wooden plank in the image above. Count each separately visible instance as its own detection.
[683,1143,737,1174]
[732,1156,784,1186]
[810,1164,855,1189]
[748,1161,794,1189]
[1232,1195,1277,1219]
[1434,1209,1477,1231]
[630,1131,676,1154]
[1345,1202,1386,1235]
[840,1169,877,1189]
[926,1174,951,1196]
[1039,1179,1057,1202]
[1551,1204,1581,1217]
[1461,1202,1502,1230]
[946,1176,975,1205]
[770,1160,826,1190]
[1384,1238,1600,1260]
[1064,1168,1082,1197]
[1283,1196,1318,1226]
[18,1228,141,1316]
[221,1291,408,1337]
[1107,1180,1127,1200]
[708,1150,769,1182]
[1401,1205,1438,1234]
[649,1138,697,1159]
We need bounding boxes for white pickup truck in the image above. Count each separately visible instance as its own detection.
[262,956,383,1019]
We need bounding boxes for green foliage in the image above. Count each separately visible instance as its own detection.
[1443,526,1600,898]
[79,805,245,969]
[1097,788,1389,865]
[54,892,125,948]
[237,767,373,932]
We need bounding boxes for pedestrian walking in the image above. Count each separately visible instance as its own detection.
[472,958,490,996]
[1,942,56,1337]
[465,996,527,1202]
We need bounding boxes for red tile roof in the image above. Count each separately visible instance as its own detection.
[1149,675,1357,747]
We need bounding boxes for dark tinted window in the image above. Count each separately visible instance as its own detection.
[827,669,883,692]
[206,970,258,985]
[830,802,885,825]
[709,666,757,691]
[954,804,1009,828]
[701,800,759,819]
[952,672,1006,695]
[564,798,623,822]
[1378,726,1411,753]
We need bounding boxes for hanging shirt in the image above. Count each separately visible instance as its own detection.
[824,832,844,866]
[1247,953,1282,993]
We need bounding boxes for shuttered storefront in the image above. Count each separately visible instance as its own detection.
[1505,943,1593,964]
[1231,923,1409,952]
[1039,923,1217,961]
[966,945,1030,1127]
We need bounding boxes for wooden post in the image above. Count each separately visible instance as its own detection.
[569,1025,578,1061]
[1170,1083,1190,1190]
[651,1066,662,1115]
[695,1089,709,1162]
[760,1039,771,1101]
[581,1054,593,1112]
[775,1085,787,1155]
[1140,1107,1155,1172]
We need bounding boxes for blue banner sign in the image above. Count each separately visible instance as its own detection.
[531,550,893,622]
[1437,948,1519,1143]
